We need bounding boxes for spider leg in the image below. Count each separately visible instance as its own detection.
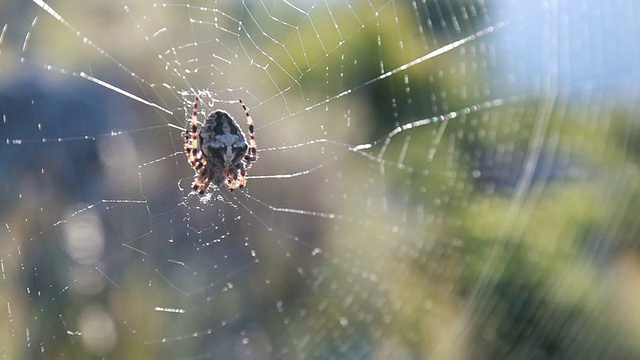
[224,166,248,192]
[238,167,247,189]
[198,176,212,195]
[225,169,238,191]
[191,170,206,192]
[192,171,213,195]
[239,99,257,169]
[185,96,207,170]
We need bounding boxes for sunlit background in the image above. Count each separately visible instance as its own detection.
[1,0,640,359]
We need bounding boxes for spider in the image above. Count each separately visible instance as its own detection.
[184,97,257,194]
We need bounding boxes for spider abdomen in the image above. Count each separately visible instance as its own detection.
[199,110,248,167]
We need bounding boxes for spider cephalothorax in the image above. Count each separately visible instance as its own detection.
[184,97,257,194]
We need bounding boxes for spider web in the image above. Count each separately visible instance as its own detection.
[1,0,640,358]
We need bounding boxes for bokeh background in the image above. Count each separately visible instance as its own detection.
[1,0,640,359]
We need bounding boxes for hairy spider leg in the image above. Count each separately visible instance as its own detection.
[225,169,240,191]
[185,96,214,193]
[185,96,207,171]
[190,165,207,193]
[239,99,257,168]
[198,174,212,195]
[237,167,247,189]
